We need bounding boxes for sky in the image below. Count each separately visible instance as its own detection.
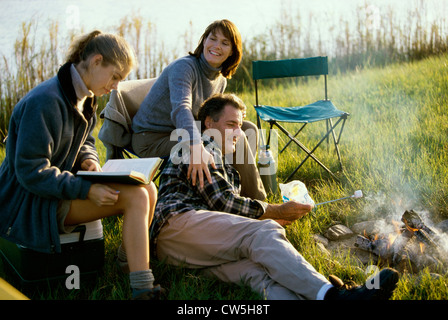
[1,0,446,58]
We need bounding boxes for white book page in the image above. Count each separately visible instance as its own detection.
[102,158,159,178]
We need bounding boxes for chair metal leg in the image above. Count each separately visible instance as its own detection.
[275,117,346,182]
[280,123,307,154]
[331,116,348,171]
[328,118,343,170]
[274,123,337,181]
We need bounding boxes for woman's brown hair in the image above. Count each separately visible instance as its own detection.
[189,20,242,79]
[66,30,136,72]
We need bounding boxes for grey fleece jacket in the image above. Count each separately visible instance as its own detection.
[0,62,98,253]
[132,54,227,144]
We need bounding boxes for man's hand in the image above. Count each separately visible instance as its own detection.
[260,200,314,226]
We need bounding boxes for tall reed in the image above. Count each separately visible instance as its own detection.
[0,1,447,140]
[231,1,448,91]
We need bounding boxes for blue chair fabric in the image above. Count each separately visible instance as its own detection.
[255,100,347,124]
[252,56,349,182]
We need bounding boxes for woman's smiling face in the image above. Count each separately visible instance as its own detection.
[202,28,233,68]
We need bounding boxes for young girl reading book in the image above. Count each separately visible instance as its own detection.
[0,30,162,300]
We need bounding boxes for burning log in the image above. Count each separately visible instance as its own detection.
[354,234,373,251]
[414,229,439,251]
[402,210,438,238]
[402,210,443,257]
[391,231,412,266]
[400,236,444,273]
[352,209,448,273]
[354,234,391,258]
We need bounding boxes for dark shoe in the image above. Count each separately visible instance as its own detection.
[132,285,166,300]
[325,268,399,300]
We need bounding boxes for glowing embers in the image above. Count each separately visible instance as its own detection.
[354,210,448,273]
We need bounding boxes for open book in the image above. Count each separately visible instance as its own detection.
[77,157,163,185]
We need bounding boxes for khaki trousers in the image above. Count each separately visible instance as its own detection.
[132,121,266,201]
[156,210,330,300]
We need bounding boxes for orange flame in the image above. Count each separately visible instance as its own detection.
[419,242,425,254]
[402,218,419,233]
[391,220,402,234]
[388,233,398,247]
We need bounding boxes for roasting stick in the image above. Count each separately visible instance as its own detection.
[309,190,363,218]
[315,190,363,206]
[314,190,363,207]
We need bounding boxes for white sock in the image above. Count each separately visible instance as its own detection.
[130,269,155,291]
[316,283,334,300]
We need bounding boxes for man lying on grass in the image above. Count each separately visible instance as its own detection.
[150,93,399,300]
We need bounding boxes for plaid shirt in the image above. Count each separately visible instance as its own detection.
[150,138,267,243]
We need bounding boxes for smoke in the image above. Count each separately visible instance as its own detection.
[361,191,448,254]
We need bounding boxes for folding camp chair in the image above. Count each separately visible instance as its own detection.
[99,78,157,160]
[98,78,167,181]
[252,56,349,182]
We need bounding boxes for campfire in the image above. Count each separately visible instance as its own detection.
[354,210,448,273]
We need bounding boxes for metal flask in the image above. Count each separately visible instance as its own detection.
[257,145,278,196]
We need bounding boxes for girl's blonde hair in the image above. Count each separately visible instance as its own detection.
[190,20,242,79]
[66,30,136,72]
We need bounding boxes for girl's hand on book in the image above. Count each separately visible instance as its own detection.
[81,159,102,172]
[87,184,120,206]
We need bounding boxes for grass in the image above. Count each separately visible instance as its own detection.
[1,53,448,300]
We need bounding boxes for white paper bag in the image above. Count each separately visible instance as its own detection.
[279,180,315,205]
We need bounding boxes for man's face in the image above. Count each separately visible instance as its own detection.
[205,104,243,154]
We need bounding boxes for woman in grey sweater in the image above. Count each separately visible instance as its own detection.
[132,20,266,200]
[0,31,162,300]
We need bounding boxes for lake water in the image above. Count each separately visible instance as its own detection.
[0,0,446,58]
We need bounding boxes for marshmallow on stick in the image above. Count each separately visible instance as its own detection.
[316,190,363,206]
